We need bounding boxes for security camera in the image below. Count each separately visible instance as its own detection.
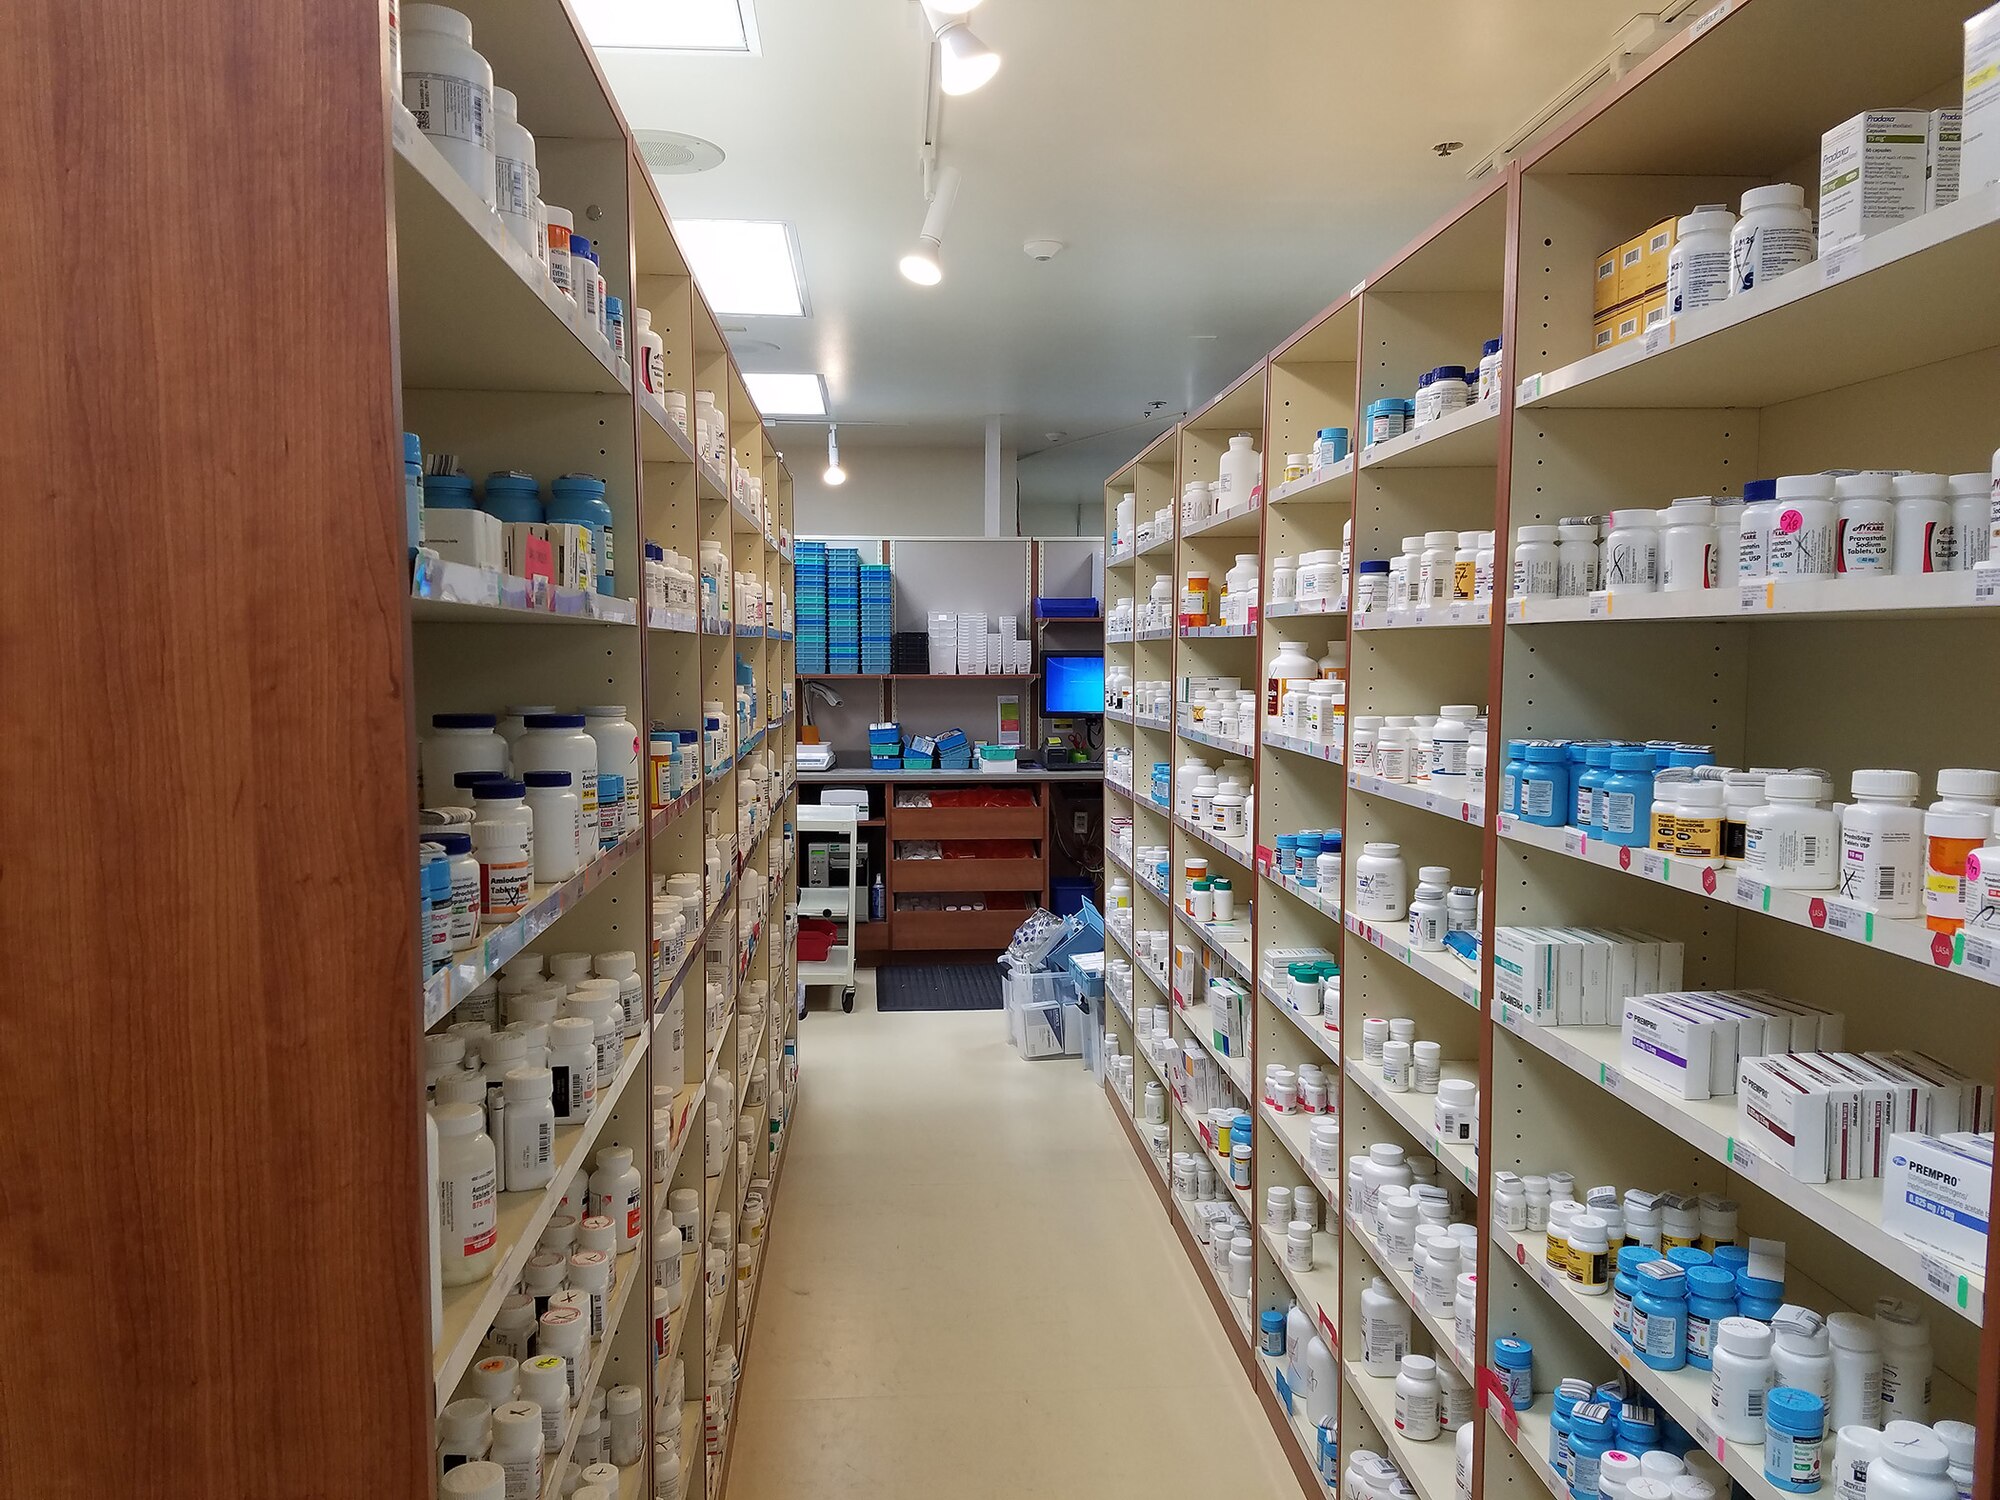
[1022,238,1065,262]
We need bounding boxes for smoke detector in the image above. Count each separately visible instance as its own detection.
[1022,238,1065,262]
[636,130,727,174]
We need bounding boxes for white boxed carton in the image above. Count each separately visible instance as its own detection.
[1882,1131,1992,1272]
[1818,109,1932,253]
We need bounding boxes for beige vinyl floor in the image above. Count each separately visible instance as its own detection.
[722,971,1300,1499]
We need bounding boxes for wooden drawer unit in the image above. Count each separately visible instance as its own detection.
[891,855,1046,893]
[891,906,1032,950]
[888,794,1046,841]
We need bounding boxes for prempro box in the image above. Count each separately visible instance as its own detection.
[1882,1131,1992,1271]
[1819,110,1931,253]
[1739,1055,1834,1183]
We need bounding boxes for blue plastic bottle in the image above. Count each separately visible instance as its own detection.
[1736,1264,1785,1321]
[1548,1377,1592,1484]
[1501,739,1530,816]
[1684,1265,1737,1370]
[1575,744,1615,830]
[1665,1246,1713,1273]
[1763,1387,1826,1494]
[1565,1400,1618,1500]
[1669,745,1716,768]
[1518,743,1570,828]
[1491,1337,1534,1410]
[481,470,544,524]
[1630,1258,1688,1371]
[548,473,616,595]
[1297,831,1324,885]
[1612,1245,1659,1344]
[422,472,476,510]
[1275,833,1299,879]
[1599,747,1657,848]
[403,432,424,552]
[1712,1244,1750,1279]
[1615,1397,1661,1455]
[1259,1308,1286,1356]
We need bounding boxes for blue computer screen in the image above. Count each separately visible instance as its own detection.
[1042,654,1105,715]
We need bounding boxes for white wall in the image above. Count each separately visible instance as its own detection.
[1019,500,1105,537]
[793,444,989,536]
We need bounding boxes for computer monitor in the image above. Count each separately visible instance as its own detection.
[1042,652,1105,716]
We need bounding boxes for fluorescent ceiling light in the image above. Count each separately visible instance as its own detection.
[674,219,809,317]
[574,0,762,52]
[744,373,828,417]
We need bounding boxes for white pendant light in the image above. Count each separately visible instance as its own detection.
[935,21,999,94]
[898,165,960,287]
[921,2,999,96]
[823,424,847,486]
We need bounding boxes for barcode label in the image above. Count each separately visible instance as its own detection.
[1961,933,1999,975]
[1689,0,1731,39]
[1822,900,1870,940]
[1738,583,1763,612]
[1878,866,1899,901]
[1640,851,1667,880]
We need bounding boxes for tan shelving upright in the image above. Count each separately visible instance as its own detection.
[1100,5,2000,1496]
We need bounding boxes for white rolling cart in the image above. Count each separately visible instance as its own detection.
[797,802,861,1012]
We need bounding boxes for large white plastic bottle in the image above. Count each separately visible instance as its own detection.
[1305,1335,1338,1429]
[1285,1305,1315,1399]
[1219,433,1261,511]
[1360,1276,1410,1375]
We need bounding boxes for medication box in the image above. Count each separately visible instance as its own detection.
[422,507,504,572]
[1818,110,1931,253]
[1738,1055,1835,1183]
[1882,1131,1991,1271]
[1593,245,1621,314]
[1964,3,2000,195]
[1928,108,1962,212]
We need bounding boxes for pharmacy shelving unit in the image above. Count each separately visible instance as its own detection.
[8,1,796,1490]
[1096,6,2000,1496]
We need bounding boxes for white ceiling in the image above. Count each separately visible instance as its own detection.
[597,1,1657,500]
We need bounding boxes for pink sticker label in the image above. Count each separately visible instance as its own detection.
[1776,507,1803,534]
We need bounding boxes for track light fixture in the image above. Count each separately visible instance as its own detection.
[823,424,846,486]
[921,2,999,95]
[899,165,960,287]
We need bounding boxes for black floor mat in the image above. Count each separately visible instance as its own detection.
[876,963,1004,1011]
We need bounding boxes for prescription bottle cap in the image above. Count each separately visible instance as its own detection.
[1763,773,1820,801]
[1677,780,1723,810]
[524,712,587,730]
[1491,1336,1532,1369]
[1879,1422,1949,1475]
[1519,525,1559,543]
[1423,530,1458,548]
[1685,1265,1734,1300]
[523,770,574,788]
[434,831,473,856]
[1367,1142,1405,1165]
[1936,768,2000,801]
[441,1463,506,1500]
[434,712,498,729]
[1741,182,1805,212]
[1717,1317,1773,1356]
[1610,749,1655,772]
[1617,1245,1659,1271]
[1892,473,1948,501]
[1678,205,1735,235]
[1851,769,1919,800]
[1742,478,1777,502]
[433,1101,485,1137]
[1607,508,1659,528]
[473,779,527,801]
[1774,473,1835,500]
[1948,472,1987,497]
[504,1065,553,1100]
[1834,472,1893,499]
